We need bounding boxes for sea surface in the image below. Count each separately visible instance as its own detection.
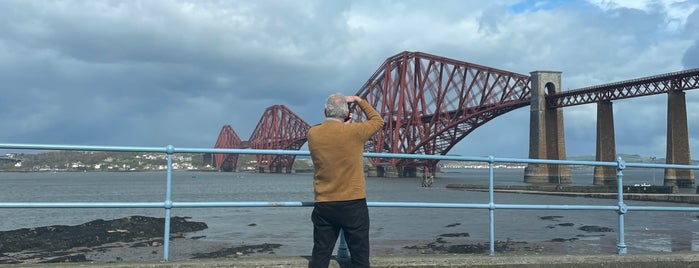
[1,168,698,256]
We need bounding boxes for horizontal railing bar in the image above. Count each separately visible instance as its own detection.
[494,204,619,210]
[369,202,490,209]
[173,201,314,207]
[622,162,699,169]
[477,156,615,167]
[0,202,165,208]
[2,202,698,212]
[627,206,699,212]
[0,201,489,209]
[0,143,166,153]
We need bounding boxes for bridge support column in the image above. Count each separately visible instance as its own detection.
[524,71,572,184]
[594,100,617,185]
[420,165,440,177]
[367,166,378,177]
[430,166,441,178]
[402,166,417,177]
[664,90,695,188]
[383,166,399,178]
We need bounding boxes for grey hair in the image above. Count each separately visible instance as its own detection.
[325,92,348,119]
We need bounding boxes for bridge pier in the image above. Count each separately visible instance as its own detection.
[402,166,417,177]
[524,71,572,184]
[594,100,617,185]
[664,90,695,188]
[373,166,400,178]
[367,166,378,177]
[366,166,401,177]
[368,165,440,178]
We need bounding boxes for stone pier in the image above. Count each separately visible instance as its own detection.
[524,71,572,184]
[594,100,617,185]
[665,90,695,188]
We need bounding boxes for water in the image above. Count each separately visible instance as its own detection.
[0,169,698,256]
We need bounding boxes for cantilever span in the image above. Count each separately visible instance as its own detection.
[248,105,310,173]
[210,105,310,173]
[212,125,243,172]
[354,51,532,176]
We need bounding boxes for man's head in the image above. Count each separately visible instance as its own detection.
[324,93,349,119]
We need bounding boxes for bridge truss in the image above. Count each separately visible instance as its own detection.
[355,51,531,170]
[212,125,242,171]
[248,105,310,173]
[212,105,309,172]
[549,68,699,107]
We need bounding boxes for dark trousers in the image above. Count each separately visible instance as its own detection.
[310,198,370,268]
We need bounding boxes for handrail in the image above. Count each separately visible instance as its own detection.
[1,143,698,261]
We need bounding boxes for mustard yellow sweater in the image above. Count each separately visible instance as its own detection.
[307,99,384,202]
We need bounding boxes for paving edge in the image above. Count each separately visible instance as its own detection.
[9,252,699,268]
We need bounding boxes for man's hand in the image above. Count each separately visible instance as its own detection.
[344,96,361,124]
[345,95,362,103]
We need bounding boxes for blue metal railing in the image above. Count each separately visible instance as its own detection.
[1,143,699,260]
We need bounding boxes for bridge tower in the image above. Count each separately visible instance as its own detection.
[524,71,572,184]
[665,90,695,187]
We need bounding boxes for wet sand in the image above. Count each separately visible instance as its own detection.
[0,215,629,264]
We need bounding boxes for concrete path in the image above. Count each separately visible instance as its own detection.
[7,252,699,268]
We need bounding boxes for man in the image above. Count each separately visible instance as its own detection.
[307,93,384,268]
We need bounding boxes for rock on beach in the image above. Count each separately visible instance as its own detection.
[0,215,265,264]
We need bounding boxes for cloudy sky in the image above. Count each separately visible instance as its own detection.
[1,0,698,159]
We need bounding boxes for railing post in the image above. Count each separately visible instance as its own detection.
[488,156,495,256]
[336,228,349,259]
[162,145,175,261]
[615,156,627,255]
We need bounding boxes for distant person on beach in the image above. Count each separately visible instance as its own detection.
[307,93,384,268]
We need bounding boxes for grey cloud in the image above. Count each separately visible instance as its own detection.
[0,1,355,98]
[683,43,699,68]
[682,9,699,68]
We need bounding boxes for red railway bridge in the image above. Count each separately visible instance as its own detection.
[207,105,309,173]
[209,51,699,187]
